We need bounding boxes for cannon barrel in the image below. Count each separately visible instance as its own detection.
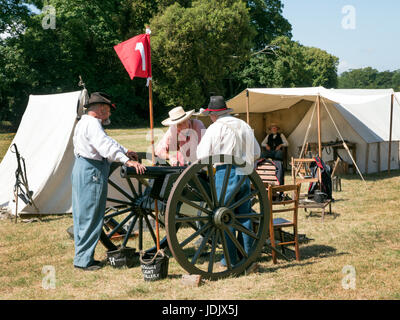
[120,165,186,179]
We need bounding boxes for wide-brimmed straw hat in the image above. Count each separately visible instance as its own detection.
[161,106,195,126]
[196,96,233,116]
[84,92,116,109]
[268,123,280,130]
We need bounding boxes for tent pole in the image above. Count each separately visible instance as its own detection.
[317,95,322,157]
[388,93,394,174]
[316,95,322,190]
[377,142,381,172]
[295,102,317,177]
[365,144,369,175]
[246,89,250,124]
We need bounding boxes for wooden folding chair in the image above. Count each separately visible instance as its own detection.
[267,184,301,264]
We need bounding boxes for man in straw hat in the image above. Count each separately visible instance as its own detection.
[155,106,205,166]
[72,92,146,271]
[261,123,289,161]
[196,96,261,267]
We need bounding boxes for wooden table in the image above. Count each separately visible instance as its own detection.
[297,141,357,174]
[323,141,356,173]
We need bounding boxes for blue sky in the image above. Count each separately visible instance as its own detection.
[282,0,400,74]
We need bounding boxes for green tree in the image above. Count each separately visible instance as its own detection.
[1,0,165,125]
[392,70,400,91]
[150,0,256,108]
[236,36,338,90]
[338,67,400,90]
[0,0,30,35]
[246,0,292,50]
[303,46,339,88]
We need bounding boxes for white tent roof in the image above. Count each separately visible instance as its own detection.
[227,87,400,143]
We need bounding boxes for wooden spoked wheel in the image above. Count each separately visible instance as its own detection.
[99,162,168,253]
[165,155,270,280]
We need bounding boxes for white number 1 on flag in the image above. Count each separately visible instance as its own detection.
[135,42,146,71]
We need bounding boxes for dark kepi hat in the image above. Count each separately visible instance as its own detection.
[195,96,233,116]
[84,92,116,109]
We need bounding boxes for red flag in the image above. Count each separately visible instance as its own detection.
[114,33,152,80]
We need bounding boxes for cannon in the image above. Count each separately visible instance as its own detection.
[100,153,270,280]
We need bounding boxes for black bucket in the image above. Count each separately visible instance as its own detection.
[140,249,169,281]
[107,247,138,268]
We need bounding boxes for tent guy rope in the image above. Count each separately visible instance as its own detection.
[320,98,367,186]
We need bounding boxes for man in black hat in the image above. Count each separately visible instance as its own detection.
[71,92,146,270]
[197,96,260,268]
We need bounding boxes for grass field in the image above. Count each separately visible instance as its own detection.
[0,128,400,300]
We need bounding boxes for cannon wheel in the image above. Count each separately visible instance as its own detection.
[165,155,270,280]
[99,158,169,253]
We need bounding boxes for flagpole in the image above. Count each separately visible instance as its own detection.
[146,26,160,252]
[148,79,156,164]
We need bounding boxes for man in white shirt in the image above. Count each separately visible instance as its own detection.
[196,96,260,267]
[261,123,289,161]
[72,92,146,270]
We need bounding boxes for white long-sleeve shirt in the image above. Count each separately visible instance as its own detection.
[196,114,261,168]
[73,115,129,164]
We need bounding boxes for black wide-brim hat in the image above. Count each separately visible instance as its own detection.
[195,95,233,116]
[84,92,116,109]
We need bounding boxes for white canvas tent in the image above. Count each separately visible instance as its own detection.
[227,87,400,174]
[0,90,132,215]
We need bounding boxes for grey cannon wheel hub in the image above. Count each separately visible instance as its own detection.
[213,207,235,227]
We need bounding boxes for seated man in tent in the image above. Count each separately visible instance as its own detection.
[72,92,146,271]
[261,123,289,161]
[155,106,205,166]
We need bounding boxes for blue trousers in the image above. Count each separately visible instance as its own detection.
[262,149,283,161]
[71,156,110,267]
[215,165,253,266]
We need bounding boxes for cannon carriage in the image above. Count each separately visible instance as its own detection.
[100,153,270,280]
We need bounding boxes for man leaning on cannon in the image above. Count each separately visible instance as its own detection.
[196,96,261,267]
[71,92,146,271]
[155,106,206,166]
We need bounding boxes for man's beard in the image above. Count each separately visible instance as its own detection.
[102,118,111,126]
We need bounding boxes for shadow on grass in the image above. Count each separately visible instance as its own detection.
[304,212,341,220]
[258,244,349,273]
[17,213,70,222]
[258,260,315,273]
[300,244,348,260]
[341,170,400,181]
